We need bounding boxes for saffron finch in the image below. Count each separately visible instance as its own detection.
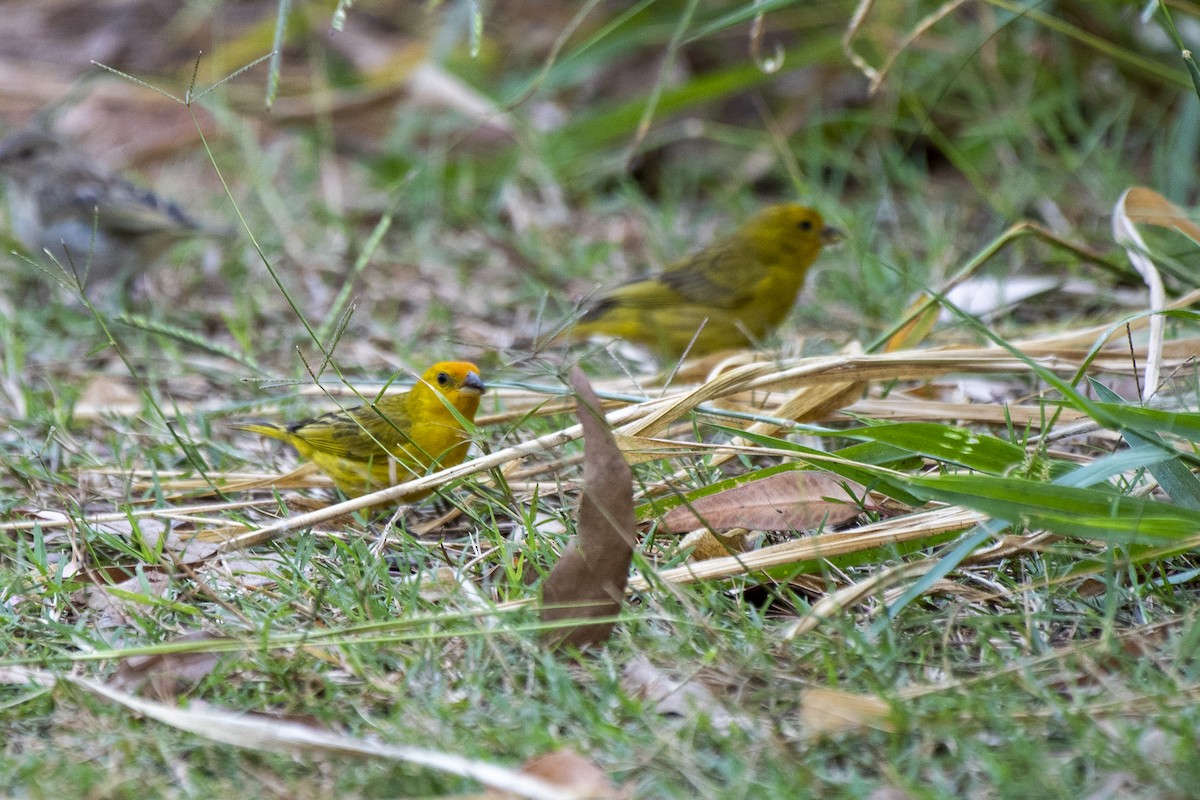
[567,204,842,358]
[237,362,486,498]
[0,128,224,286]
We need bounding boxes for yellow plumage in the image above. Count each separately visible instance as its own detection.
[568,204,842,358]
[237,361,485,498]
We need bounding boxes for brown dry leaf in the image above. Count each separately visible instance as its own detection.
[58,85,225,168]
[486,750,621,799]
[679,528,753,561]
[795,686,893,739]
[540,367,636,650]
[109,631,227,701]
[1120,186,1200,240]
[660,470,864,533]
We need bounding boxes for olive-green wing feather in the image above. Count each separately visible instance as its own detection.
[662,237,768,307]
[289,396,416,459]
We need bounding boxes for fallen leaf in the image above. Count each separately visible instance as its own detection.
[109,631,227,701]
[86,516,219,563]
[540,368,636,650]
[486,750,621,799]
[661,470,863,533]
[794,686,893,739]
[943,275,1062,318]
[1119,186,1200,240]
[621,656,741,734]
[679,528,753,561]
[79,571,171,630]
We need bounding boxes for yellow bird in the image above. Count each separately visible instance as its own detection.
[237,361,486,498]
[566,204,842,358]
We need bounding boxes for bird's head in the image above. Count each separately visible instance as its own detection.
[0,130,66,181]
[420,361,487,417]
[747,204,844,254]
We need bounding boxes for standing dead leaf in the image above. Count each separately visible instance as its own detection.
[540,367,637,650]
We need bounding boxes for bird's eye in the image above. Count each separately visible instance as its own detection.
[798,220,813,231]
[437,372,450,386]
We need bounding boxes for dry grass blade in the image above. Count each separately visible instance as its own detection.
[630,506,983,590]
[1112,186,1200,399]
[0,499,268,533]
[784,560,936,639]
[540,367,637,650]
[708,376,866,467]
[74,680,572,800]
[844,398,1086,425]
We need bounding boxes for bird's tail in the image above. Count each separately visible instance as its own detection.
[233,421,290,442]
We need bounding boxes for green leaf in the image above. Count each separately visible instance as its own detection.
[905,474,1200,543]
[1087,402,1200,440]
[836,422,1030,475]
[1089,379,1200,510]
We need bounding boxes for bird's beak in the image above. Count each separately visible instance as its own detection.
[821,225,845,246]
[463,371,487,395]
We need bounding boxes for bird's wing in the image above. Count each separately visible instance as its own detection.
[290,400,415,460]
[40,164,204,237]
[285,414,361,459]
[353,398,418,451]
[580,239,758,319]
[654,238,767,309]
[92,179,204,236]
[581,275,688,316]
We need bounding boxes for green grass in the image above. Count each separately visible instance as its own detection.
[3,1,1200,797]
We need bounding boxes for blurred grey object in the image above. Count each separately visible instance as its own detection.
[0,128,224,290]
